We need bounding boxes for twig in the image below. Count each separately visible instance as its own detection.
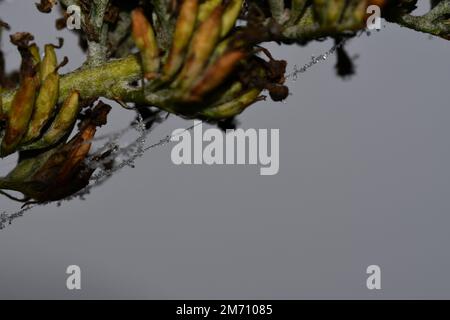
[395,0,450,39]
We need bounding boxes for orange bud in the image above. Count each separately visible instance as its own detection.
[131,9,160,79]
[188,50,246,101]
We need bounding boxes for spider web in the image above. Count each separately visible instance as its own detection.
[0,30,379,230]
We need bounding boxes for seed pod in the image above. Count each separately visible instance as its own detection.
[313,0,346,26]
[353,0,370,25]
[1,76,37,156]
[173,5,224,90]
[5,145,58,183]
[208,37,233,64]
[13,101,111,202]
[329,0,346,26]
[131,9,160,80]
[162,0,199,81]
[24,90,80,151]
[201,88,262,119]
[22,71,60,144]
[340,0,361,26]
[266,83,289,101]
[187,50,245,101]
[313,0,328,25]
[55,125,95,187]
[0,86,3,121]
[289,0,309,25]
[29,43,41,68]
[39,44,57,82]
[221,0,243,37]
[214,81,243,105]
[198,0,222,23]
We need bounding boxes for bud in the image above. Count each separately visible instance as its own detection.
[162,0,199,81]
[24,90,80,150]
[22,71,60,144]
[174,5,224,90]
[187,50,246,101]
[313,0,346,27]
[131,9,160,80]
[4,102,111,202]
[1,76,37,157]
[221,0,243,37]
[202,88,262,119]
[0,86,3,121]
[29,43,41,68]
[39,44,57,82]
[198,0,222,23]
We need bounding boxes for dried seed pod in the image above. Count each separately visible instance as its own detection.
[221,0,243,37]
[24,90,80,151]
[5,144,58,183]
[173,5,224,90]
[21,71,60,144]
[131,9,160,80]
[187,50,246,101]
[201,88,262,119]
[1,76,37,156]
[266,83,289,101]
[39,44,57,82]
[11,102,111,202]
[162,0,199,81]
[36,0,57,13]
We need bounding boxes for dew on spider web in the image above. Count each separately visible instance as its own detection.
[0,110,203,229]
[0,28,382,229]
[286,29,378,81]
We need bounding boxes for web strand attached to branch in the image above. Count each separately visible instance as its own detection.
[0,28,381,230]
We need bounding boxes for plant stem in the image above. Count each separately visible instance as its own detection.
[394,0,450,39]
[86,0,110,66]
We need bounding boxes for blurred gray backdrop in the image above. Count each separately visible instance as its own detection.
[0,0,449,299]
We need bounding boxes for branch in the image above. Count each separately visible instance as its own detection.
[60,0,110,65]
[0,54,255,120]
[269,0,288,24]
[86,0,110,66]
[150,0,175,50]
[392,0,450,39]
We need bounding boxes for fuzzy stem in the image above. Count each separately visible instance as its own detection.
[86,0,110,66]
[394,0,450,39]
[1,55,217,118]
[269,0,286,24]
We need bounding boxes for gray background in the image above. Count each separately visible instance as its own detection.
[0,0,449,299]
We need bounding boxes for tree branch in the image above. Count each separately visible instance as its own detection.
[0,54,254,120]
[394,0,450,39]
[86,0,110,66]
